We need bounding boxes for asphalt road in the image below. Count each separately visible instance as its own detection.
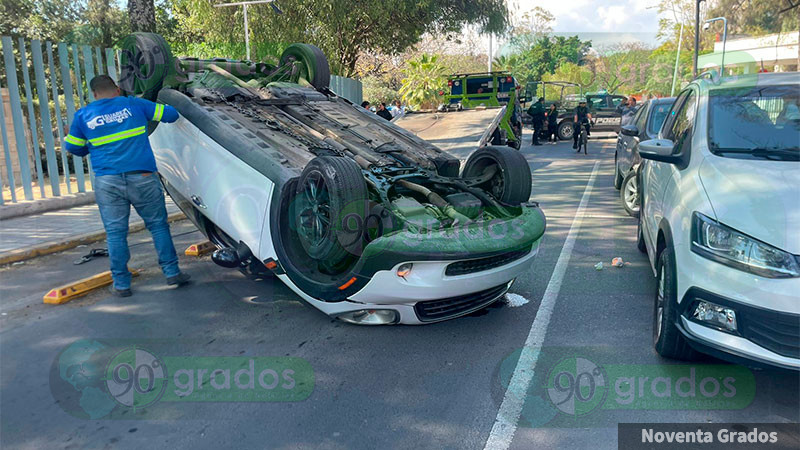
[1,134,798,450]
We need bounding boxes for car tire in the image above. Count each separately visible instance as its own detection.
[621,170,640,217]
[462,146,532,205]
[653,247,698,360]
[557,121,574,141]
[613,154,623,190]
[294,156,368,272]
[280,44,331,90]
[119,32,174,102]
[636,214,647,253]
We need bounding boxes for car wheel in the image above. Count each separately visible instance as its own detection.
[119,32,174,102]
[557,121,574,141]
[280,44,331,90]
[653,247,698,360]
[621,170,640,217]
[613,154,623,190]
[636,214,647,253]
[462,146,532,205]
[294,156,368,272]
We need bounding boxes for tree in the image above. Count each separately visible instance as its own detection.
[398,54,447,109]
[591,42,652,94]
[506,35,592,84]
[168,0,509,77]
[129,0,156,33]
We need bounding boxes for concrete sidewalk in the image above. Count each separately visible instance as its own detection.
[0,199,184,265]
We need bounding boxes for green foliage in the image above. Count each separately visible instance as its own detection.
[506,35,592,85]
[362,75,399,104]
[166,0,509,77]
[541,62,596,93]
[398,54,446,110]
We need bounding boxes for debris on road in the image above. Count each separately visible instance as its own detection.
[594,262,604,270]
[504,293,530,307]
[612,257,624,268]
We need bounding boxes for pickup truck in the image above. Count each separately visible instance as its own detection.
[552,93,628,140]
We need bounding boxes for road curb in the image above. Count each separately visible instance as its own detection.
[0,212,186,266]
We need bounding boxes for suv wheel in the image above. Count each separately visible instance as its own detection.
[557,121,574,141]
[621,170,639,217]
[613,154,623,190]
[653,247,698,360]
[636,214,647,253]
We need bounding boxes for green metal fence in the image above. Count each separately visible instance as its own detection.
[0,37,362,205]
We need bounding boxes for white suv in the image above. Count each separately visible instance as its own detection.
[637,71,800,370]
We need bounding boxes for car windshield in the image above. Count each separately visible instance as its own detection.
[648,102,671,135]
[708,84,800,157]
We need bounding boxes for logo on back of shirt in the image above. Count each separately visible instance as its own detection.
[86,108,133,130]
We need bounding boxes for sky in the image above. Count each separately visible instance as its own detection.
[511,0,662,34]
[506,0,664,48]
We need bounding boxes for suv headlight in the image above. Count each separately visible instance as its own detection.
[691,212,800,278]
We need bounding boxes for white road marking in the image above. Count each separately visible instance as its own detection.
[483,160,600,450]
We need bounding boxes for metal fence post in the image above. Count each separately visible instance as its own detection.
[48,42,71,194]
[59,43,85,192]
[71,45,84,108]
[81,45,95,188]
[18,38,46,197]
[31,40,61,196]
[1,36,34,200]
[0,76,16,203]
[105,48,117,80]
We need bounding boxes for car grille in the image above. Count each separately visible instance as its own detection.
[445,249,530,277]
[740,307,800,359]
[414,283,509,322]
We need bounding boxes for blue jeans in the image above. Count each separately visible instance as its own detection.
[95,173,180,289]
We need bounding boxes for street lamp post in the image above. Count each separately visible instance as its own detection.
[214,0,278,61]
[704,17,728,75]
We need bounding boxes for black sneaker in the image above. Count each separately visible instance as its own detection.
[166,272,191,287]
[109,286,132,297]
[572,144,578,149]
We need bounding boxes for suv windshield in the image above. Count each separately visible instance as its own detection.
[708,84,800,159]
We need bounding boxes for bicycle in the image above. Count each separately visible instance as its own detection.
[576,121,589,154]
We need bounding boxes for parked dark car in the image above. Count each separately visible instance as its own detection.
[613,97,675,216]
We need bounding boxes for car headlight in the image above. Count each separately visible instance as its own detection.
[691,212,800,278]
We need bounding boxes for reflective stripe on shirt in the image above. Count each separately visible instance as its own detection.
[153,104,164,121]
[88,126,147,146]
[65,134,86,146]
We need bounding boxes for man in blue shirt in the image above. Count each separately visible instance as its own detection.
[65,75,190,296]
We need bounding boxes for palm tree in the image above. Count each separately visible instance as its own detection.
[399,54,447,110]
[492,54,518,73]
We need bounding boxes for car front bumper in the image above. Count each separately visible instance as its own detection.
[675,286,800,371]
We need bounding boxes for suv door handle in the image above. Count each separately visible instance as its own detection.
[191,195,207,209]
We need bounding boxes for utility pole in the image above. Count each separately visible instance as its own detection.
[214,0,278,61]
[693,0,705,77]
[488,34,493,72]
[671,22,684,96]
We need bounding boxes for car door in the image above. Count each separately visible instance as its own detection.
[642,90,696,251]
[591,96,618,132]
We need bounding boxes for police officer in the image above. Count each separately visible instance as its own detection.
[572,99,593,151]
[527,97,545,145]
[64,75,190,297]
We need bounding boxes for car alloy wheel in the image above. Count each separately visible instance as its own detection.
[654,266,665,343]
[297,171,332,256]
[621,171,639,216]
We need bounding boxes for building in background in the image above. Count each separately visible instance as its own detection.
[699,32,799,74]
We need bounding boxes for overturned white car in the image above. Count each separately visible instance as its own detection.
[120,33,546,324]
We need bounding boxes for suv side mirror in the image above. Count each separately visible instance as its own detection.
[639,139,682,164]
[620,124,639,137]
